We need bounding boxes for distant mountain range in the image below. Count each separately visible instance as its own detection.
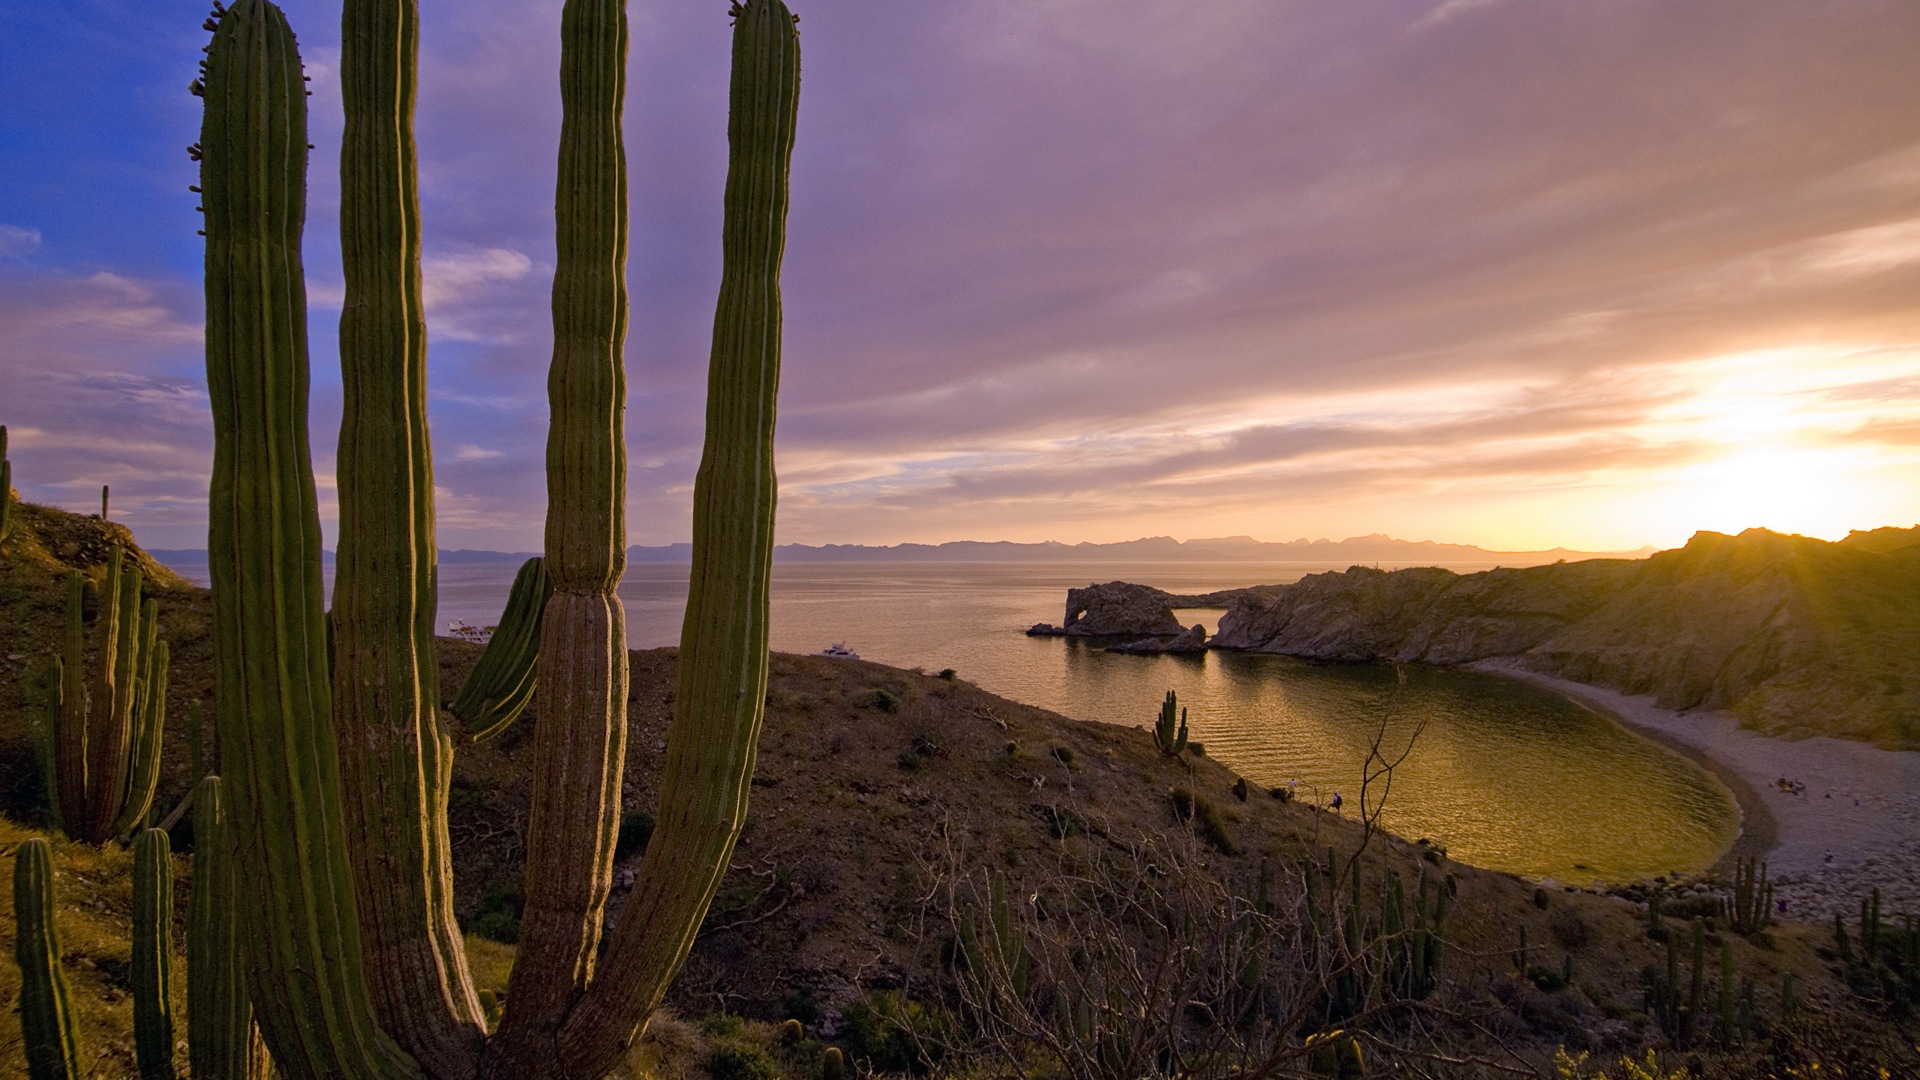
[151,534,1650,567]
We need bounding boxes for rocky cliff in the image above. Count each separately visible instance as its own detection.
[1211,528,1920,749]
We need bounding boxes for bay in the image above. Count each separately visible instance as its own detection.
[172,556,1740,885]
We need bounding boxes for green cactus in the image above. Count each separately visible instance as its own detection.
[45,547,169,845]
[188,776,270,1078]
[959,870,1030,1009]
[1686,917,1706,1044]
[1730,856,1772,935]
[201,2,418,1074]
[200,0,802,1076]
[1,423,14,542]
[12,839,84,1080]
[133,828,179,1079]
[1715,937,1734,1046]
[449,556,552,742]
[1153,689,1189,756]
[822,1045,846,1080]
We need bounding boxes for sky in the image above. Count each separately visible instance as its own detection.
[2,0,1918,554]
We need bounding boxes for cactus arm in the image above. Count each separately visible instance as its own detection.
[481,0,633,1068]
[201,3,419,1076]
[188,777,272,1079]
[13,839,85,1080]
[133,828,179,1080]
[330,0,485,1065]
[112,639,169,838]
[449,556,553,743]
[553,4,799,1074]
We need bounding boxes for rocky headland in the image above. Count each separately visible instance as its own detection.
[1048,528,1920,751]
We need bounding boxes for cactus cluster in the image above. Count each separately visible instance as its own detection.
[1381,868,1446,1001]
[958,870,1030,1010]
[1153,689,1189,757]
[1728,856,1773,935]
[1643,916,1765,1046]
[1833,886,1918,1016]
[195,0,802,1074]
[45,546,168,845]
[12,819,265,1080]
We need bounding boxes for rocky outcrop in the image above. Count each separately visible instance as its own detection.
[1210,559,1637,663]
[1209,529,1920,750]
[1108,623,1209,655]
[1047,581,1186,637]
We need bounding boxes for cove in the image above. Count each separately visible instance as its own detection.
[207,556,1744,886]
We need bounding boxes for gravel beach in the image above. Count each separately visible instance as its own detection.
[1473,659,1920,921]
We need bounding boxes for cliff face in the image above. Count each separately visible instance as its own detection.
[1212,528,1920,749]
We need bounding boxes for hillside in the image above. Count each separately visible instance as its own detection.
[1,504,1916,1077]
[1209,528,1920,750]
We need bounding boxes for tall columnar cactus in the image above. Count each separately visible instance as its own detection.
[201,0,800,1075]
[12,839,83,1080]
[499,3,800,1075]
[188,776,271,1079]
[1154,689,1189,757]
[201,3,417,1076]
[1,423,14,541]
[449,556,553,742]
[1730,856,1772,935]
[330,0,486,1062]
[46,546,169,845]
[133,828,178,1080]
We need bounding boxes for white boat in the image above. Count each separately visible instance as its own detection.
[813,642,859,659]
[448,620,496,645]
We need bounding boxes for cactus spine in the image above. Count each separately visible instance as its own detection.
[449,556,553,742]
[1154,689,1189,756]
[12,839,83,1080]
[133,827,178,1080]
[201,2,417,1075]
[46,546,169,845]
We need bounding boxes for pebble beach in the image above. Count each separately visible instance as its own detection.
[1474,660,1920,921]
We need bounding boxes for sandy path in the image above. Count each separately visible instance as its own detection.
[1470,659,1920,921]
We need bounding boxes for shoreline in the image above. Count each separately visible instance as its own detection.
[1470,659,1920,920]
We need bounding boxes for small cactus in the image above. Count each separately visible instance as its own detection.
[1153,690,1189,757]
[46,547,169,845]
[13,839,84,1080]
[821,1045,845,1080]
[1,424,14,541]
[132,828,178,1080]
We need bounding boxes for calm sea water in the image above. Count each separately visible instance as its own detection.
[174,557,1738,885]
